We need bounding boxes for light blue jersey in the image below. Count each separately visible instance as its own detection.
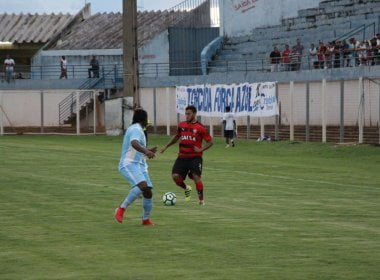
[118,123,153,188]
[119,123,147,170]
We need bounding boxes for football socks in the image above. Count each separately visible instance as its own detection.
[142,197,153,220]
[120,186,143,209]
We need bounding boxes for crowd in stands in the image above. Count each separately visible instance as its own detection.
[269,33,380,72]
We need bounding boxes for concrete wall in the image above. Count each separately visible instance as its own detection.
[139,31,170,77]
[32,49,123,80]
[139,79,380,127]
[221,0,321,37]
[31,32,170,79]
[0,90,104,128]
[1,79,379,133]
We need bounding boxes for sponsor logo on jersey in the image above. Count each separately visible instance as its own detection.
[181,135,196,141]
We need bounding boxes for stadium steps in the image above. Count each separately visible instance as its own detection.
[64,98,95,125]
[209,0,380,73]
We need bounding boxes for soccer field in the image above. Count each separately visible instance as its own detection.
[0,135,379,279]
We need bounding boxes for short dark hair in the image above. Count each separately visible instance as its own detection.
[185,105,197,113]
[132,109,148,124]
[225,106,231,112]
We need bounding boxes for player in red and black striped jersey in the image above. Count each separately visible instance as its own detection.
[160,105,213,205]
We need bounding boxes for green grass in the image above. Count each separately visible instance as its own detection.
[0,135,379,279]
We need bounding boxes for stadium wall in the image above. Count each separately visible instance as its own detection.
[139,31,170,77]
[0,90,104,128]
[139,78,380,128]
[221,0,321,37]
[1,78,378,129]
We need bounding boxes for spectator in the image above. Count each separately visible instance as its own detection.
[290,46,300,71]
[342,39,350,67]
[349,38,360,67]
[325,41,335,68]
[334,41,342,68]
[374,35,380,65]
[308,43,318,69]
[88,55,99,78]
[4,54,15,83]
[293,38,304,70]
[269,46,281,72]
[358,41,368,66]
[368,38,376,66]
[317,41,326,69]
[282,44,291,71]
[59,56,68,79]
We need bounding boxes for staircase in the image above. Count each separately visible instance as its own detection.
[57,66,123,126]
[58,91,95,125]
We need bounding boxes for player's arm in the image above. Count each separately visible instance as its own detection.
[131,140,155,159]
[148,146,157,153]
[194,139,213,153]
[160,135,180,153]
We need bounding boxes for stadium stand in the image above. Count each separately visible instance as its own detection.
[209,0,380,73]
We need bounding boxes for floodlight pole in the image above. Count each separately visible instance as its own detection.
[123,0,139,105]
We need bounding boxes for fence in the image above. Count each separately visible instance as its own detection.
[4,52,380,83]
[139,78,380,144]
[1,78,379,144]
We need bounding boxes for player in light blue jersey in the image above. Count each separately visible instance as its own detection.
[114,109,157,226]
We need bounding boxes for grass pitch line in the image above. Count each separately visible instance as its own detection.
[207,167,379,191]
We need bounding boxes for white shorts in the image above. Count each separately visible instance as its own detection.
[119,165,153,188]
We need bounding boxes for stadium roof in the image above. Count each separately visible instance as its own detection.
[0,13,74,44]
[49,10,188,50]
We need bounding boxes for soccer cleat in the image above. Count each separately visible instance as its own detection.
[225,144,230,148]
[199,200,205,206]
[184,185,192,202]
[142,218,154,226]
[231,141,235,147]
[114,207,126,223]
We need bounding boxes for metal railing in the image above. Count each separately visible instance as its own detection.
[2,48,380,83]
[58,90,93,125]
[167,0,219,28]
[335,22,376,43]
[1,63,124,84]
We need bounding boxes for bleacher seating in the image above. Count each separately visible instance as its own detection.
[209,0,380,72]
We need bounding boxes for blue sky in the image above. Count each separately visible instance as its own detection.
[0,0,184,14]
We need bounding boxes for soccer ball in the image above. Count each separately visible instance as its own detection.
[162,192,176,206]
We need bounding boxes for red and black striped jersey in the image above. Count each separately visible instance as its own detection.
[176,121,212,158]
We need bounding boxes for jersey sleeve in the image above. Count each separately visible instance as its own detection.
[129,126,141,142]
[202,126,212,142]
[176,123,182,137]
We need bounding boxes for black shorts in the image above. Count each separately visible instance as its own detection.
[224,130,234,139]
[172,156,203,179]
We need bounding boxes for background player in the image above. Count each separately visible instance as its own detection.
[222,106,236,148]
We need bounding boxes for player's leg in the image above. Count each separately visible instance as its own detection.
[140,171,154,226]
[230,130,235,147]
[189,157,205,205]
[115,166,144,223]
[224,130,230,148]
[172,158,192,201]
